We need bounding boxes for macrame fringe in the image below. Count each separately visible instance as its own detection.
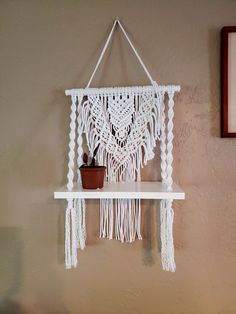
[115,199,142,243]
[160,199,176,272]
[65,199,86,269]
[100,199,113,240]
[100,199,142,242]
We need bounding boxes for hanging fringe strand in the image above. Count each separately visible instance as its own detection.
[65,93,87,269]
[65,199,86,269]
[100,199,113,240]
[160,199,176,272]
[100,199,142,242]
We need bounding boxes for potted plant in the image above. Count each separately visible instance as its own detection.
[79,145,106,189]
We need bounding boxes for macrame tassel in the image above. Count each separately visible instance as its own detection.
[100,199,113,240]
[75,199,86,250]
[65,199,78,269]
[115,199,142,243]
[65,93,87,269]
[65,199,86,269]
[160,199,176,272]
[76,98,87,251]
[65,202,72,269]
[135,199,142,240]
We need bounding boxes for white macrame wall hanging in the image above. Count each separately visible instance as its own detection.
[55,19,184,272]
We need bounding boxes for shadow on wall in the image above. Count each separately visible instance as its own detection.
[0,227,24,314]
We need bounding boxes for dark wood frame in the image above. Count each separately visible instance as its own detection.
[221,26,236,137]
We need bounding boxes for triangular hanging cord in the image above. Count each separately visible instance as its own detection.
[86,18,155,88]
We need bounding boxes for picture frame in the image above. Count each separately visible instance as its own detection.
[221,26,236,137]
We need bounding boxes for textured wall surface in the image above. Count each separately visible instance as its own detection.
[1,1,236,313]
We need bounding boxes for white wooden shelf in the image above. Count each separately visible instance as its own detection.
[54,182,185,200]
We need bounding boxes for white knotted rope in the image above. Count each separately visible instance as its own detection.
[65,93,86,269]
[159,91,176,271]
[75,98,86,251]
[160,199,175,272]
[166,90,175,191]
[65,94,77,269]
[160,94,167,184]
[100,199,113,240]
[66,94,77,192]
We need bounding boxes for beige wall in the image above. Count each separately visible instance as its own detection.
[1,1,236,313]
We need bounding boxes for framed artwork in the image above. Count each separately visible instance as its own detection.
[221,26,236,137]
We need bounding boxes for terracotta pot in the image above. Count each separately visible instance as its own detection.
[80,166,106,189]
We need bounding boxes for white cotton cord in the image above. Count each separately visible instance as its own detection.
[123,200,129,242]
[135,169,142,241]
[65,93,87,269]
[65,199,79,269]
[65,202,72,269]
[128,199,133,242]
[71,203,78,268]
[152,84,164,138]
[160,98,167,184]
[67,95,77,191]
[65,94,77,269]
[82,199,87,246]
[160,199,176,272]
[100,199,113,240]
[117,20,154,85]
[100,200,104,238]
[86,19,154,89]
[108,200,113,239]
[75,199,86,250]
[135,199,142,240]
[76,94,87,252]
[114,199,142,243]
[86,19,118,88]
[166,91,175,191]
[115,199,123,242]
[75,199,80,248]
[77,94,85,182]
[118,200,123,242]
[65,199,86,270]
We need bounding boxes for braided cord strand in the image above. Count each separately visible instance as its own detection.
[166,90,175,191]
[65,94,77,269]
[160,92,167,184]
[160,199,176,272]
[67,94,77,191]
[160,88,177,272]
[77,94,84,183]
[76,94,86,251]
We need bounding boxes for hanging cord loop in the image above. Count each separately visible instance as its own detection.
[86,18,155,88]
